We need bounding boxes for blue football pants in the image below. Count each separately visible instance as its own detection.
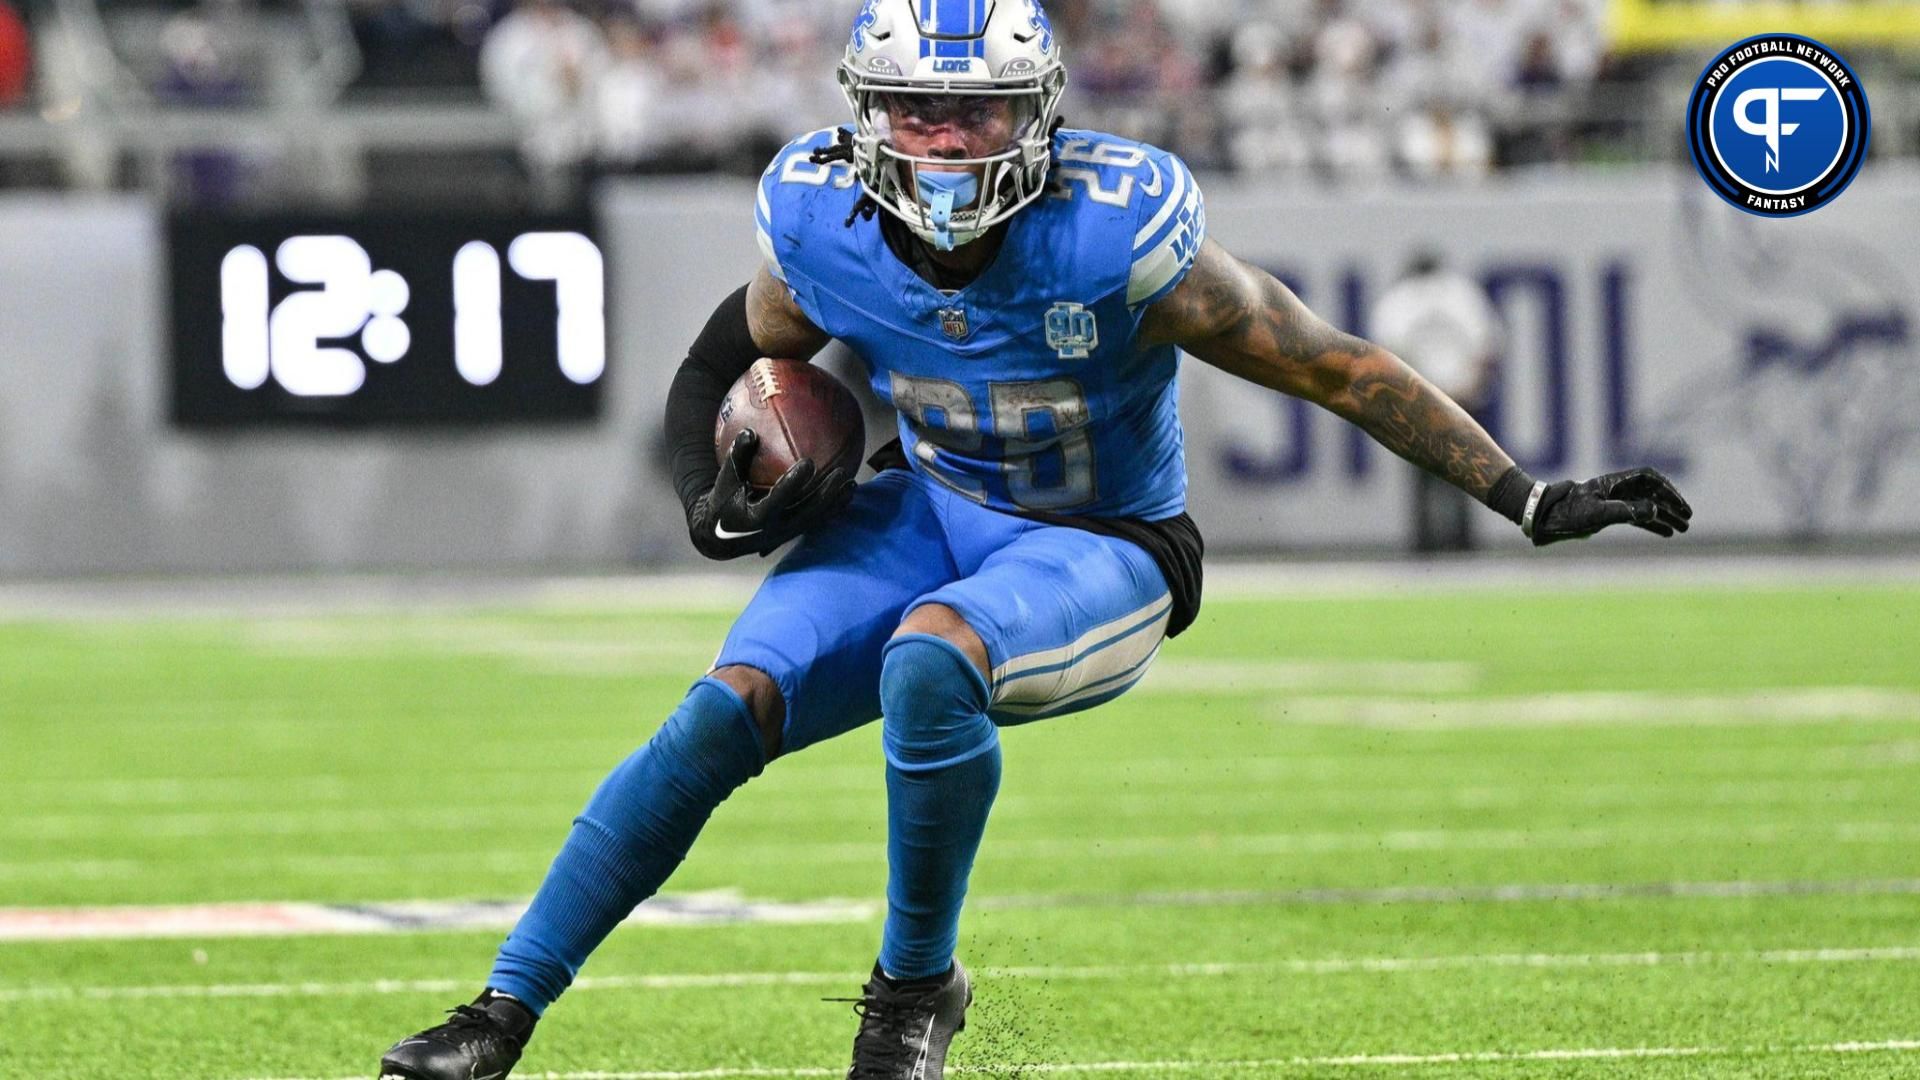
[489,468,1170,1006]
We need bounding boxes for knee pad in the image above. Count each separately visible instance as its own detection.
[650,677,767,791]
[583,677,765,848]
[880,633,995,772]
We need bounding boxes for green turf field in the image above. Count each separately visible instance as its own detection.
[4,580,1919,1079]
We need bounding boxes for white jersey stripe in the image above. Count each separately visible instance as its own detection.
[1128,242,1184,306]
[1129,157,1203,306]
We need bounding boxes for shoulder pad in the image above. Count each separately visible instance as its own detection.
[1047,131,1206,307]
[1125,144,1206,307]
[756,127,860,285]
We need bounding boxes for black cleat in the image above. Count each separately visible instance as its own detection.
[378,989,535,1080]
[840,960,971,1080]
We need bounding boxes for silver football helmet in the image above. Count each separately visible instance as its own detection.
[839,0,1067,250]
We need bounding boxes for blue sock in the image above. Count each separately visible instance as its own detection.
[877,633,1001,980]
[487,677,765,1013]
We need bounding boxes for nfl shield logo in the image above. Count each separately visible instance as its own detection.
[938,307,969,340]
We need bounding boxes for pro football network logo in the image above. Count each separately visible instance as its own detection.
[1686,34,1869,218]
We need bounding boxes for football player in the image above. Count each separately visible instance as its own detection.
[378,2,1691,1078]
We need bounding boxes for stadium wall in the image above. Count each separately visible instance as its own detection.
[0,167,1916,576]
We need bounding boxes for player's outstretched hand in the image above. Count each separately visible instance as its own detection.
[688,430,856,560]
[1528,467,1692,546]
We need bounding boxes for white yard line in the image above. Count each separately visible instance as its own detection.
[14,753,1885,811]
[0,777,1899,839]
[0,892,880,942]
[3,768,1904,837]
[0,771,609,808]
[1136,659,1481,695]
[1198,554,1920,598]
[7,820,1920,881]
[10,876,1920,944]
[8,946,1920,1003]
[5,555,1918,623]
[1273,687,1920,729]
[973,876,1920,911]
[232,1038,1920,1080]
[237,619,721,676]
[241,628,1483,691]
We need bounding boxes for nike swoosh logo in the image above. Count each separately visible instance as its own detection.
[1139,160,1164,198]
[712,524,764,540]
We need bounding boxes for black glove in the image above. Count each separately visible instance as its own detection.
[687,430,856,560]
[1527,466,1692,546]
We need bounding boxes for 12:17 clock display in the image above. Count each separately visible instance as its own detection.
[169,211,607,427]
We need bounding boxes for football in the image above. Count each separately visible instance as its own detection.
[715,358,866,491]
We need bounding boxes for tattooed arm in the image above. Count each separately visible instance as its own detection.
[1138,238,1513,500]
[1139,238,1693,542]
[746,264,832,359]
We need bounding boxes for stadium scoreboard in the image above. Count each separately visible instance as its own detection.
[169,210,606,427]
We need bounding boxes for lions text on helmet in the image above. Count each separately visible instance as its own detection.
[840,0,1066,250]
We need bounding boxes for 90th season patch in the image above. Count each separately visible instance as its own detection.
[1686,34,1869,218]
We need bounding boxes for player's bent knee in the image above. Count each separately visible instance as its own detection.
[709,664,785,760]
[878,634,996,772]
[893,603,990,683]
[601,677,767,848]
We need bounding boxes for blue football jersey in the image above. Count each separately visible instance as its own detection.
[755,126,1206,519]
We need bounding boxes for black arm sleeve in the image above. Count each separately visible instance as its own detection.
[666,284,762,516]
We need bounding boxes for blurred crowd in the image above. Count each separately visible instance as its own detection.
[1,0,1635,190]
[466,0,847,179]
[370,0,1618,182]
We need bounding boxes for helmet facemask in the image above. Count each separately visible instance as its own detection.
[839,70,1066,251]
